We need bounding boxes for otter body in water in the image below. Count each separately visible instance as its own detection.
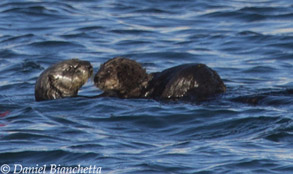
[94,57,226,101]
[144,63,226,101]
[35,59,93,101]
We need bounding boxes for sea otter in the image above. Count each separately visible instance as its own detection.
[35,59,93,101]
[94,57,226,101]
[94,57,150,98]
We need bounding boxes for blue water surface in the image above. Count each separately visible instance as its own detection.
[0,0,293,173]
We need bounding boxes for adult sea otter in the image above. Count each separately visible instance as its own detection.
[94,57,226,101]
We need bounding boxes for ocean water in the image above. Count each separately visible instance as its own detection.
[0,0,293,173]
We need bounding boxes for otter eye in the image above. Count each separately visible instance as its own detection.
[107,68,113,74]
[66,65,74,72]
[67,64,79,71]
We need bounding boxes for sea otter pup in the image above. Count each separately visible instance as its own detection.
[35,59,93,101]
[94,57,226,101]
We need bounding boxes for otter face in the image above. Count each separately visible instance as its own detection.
[52,59,93,91]
[94,59,121,91]
[35,59,93,101]
[94,57,149,98]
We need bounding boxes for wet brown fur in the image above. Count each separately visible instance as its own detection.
[94,57,150,98]
[35,59,93,101]
[94,57,226,101]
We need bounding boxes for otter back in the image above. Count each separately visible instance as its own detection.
[144,64,226,101]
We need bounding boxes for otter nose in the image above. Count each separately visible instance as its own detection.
[87,64,92,69]
[86,64,93,73]
[94,74,100,84]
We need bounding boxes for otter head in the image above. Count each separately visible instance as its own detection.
[94,57,149,98]
[35,59,93,101]
[49,59,93,93]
